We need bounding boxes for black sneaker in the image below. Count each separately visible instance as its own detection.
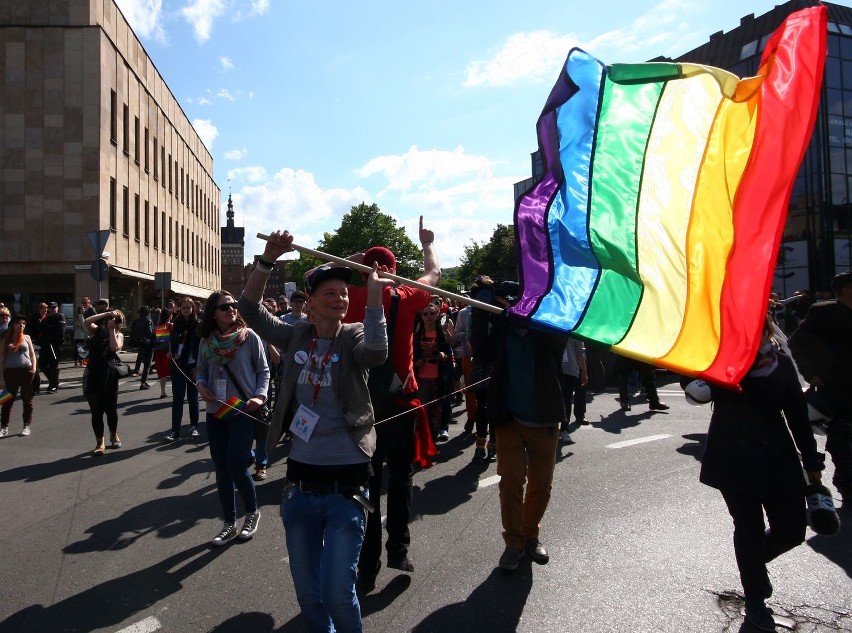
[387,555,414,572]
[649,401,670,411]
[525,539,549,565]
[238,511,261,540]
[498,548,522,571]
[211,523,237,547]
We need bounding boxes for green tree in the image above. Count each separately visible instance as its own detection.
[283,202,423,287]
[457,224,518,286]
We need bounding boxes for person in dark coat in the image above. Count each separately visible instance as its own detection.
[788,270,852,501]
[700,314,824,632]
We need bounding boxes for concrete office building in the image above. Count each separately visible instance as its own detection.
[0,0,220,318]
[514,0,852,296]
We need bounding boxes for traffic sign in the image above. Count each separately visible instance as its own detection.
[90,258,109,282]
[86,230,111,258]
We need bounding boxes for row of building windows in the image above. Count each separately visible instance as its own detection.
[109,90,218,232]
[108,178,220,276]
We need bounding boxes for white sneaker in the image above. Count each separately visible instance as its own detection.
[190,427,200,437]
[21,426,31,436]
[238,511,261,540]
[0,427,8,437]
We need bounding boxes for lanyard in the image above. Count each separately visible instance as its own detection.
[307,336,333,405]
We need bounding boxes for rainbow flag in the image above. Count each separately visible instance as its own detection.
[0,389,13,406]
[154,325,170,342]
[508,7,826,388]
[213,396,245,420]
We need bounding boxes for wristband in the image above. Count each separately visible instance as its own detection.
[255,259,273,272]
[421,240,433,247]
[257,256,275,268]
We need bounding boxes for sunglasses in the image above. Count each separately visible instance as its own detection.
[216,303,238,312]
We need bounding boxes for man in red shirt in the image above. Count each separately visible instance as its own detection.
[346,216,440,592]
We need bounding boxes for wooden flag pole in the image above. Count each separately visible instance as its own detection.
[256,232,503,315]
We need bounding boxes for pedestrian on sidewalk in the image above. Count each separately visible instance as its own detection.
[0,315,37,437]
[166,298,201,440]
[700,314,824,631]
[83,309,126,454]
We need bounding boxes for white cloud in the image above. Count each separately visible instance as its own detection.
[358,145,497,193]
[192,118,218,149]
[181,0,227,43]
[227,165,267,182]
[224,148,247,160]
[220,56,234,71]
[463,0,703,87]
[249,0,269,16]
[233,168,371,261]
[216,88,236,101]
[197,96,212,106]
[115,0,166,44]
[464,31,578,87]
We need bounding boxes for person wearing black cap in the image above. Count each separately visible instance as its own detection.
[702,314,824,631]
[0,314,37,436]
[238,229,391,632]
[789,270,852,502]
[36,302,66,393]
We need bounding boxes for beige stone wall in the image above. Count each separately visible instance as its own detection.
[0,0,221,298]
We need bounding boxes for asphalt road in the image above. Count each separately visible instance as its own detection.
[0,358,849,633]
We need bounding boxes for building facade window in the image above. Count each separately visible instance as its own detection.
[110,90,117,144]
[123,104,129,155]
[122,186,129,237]
[144,200,150,245]
[109,178,117,230]
[134,194,140,241]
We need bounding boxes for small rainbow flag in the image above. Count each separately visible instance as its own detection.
[213,396,245,420]
[508,7,826,388]
[155,325,170,342]
[0,389,13,406]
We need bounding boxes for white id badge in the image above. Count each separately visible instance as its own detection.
[290,404,320,442]
[214,379,227,402]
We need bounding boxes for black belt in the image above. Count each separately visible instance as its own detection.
[293,480,365,496]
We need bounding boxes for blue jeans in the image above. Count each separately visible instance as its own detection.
[253,422,269,468]
[171,366,199,434]
[282,485,366,633]
[207,415,257,524]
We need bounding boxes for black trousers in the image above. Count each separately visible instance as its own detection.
[560,374,587,425]
[825,418,852,494]
[359,408,416,575]
[39,346,60,390]
[720,485,806,600]
[614,356,660,406]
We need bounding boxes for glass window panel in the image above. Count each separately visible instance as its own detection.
[842,35,852,59]
[826,57,842,89]
[740,40,757,60]
[828,21,840,34]
[829,34,840,58]
[845,91,852,117]
[831,173,847,204]
[828,89,843,116]
[759,34,771,51]
[840,25,852,37]
[844,60,852,88]
[846,147,852,169]
[831,146,846,172]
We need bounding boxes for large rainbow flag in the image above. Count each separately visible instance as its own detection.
[508,6,826,388]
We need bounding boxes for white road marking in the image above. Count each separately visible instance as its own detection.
[606,434,672,449]
[116,616,162,633]
[477,474,501,490]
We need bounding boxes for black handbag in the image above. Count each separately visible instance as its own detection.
[222,362,271,437]
[109,354,131,378]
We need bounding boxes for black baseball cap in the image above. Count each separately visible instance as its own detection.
[831,271,852,292]
[304,266,352,295]
[48,301,58,308]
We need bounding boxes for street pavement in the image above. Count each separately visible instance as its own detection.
[0,357,849,632]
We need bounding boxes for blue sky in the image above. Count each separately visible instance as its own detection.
[117,0,789,267]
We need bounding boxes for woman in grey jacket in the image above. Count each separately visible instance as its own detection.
[240,229,390,633]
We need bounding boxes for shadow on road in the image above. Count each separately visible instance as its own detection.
[806,527,852,580]
[676,433,707,461]
[593,407,653,434]
[412,460,489,518]
[409,563,533,632]
[0,544,225,633]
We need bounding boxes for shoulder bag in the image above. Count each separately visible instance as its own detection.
[222,362,271,437]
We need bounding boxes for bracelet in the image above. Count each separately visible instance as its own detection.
[421,240,433,247]
[257,256,275,268]
[255,260,273,272]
